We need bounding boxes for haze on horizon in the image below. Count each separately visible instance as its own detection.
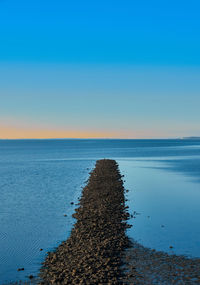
[0,0,200,139]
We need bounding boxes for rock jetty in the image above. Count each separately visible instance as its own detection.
[39,159,130,284]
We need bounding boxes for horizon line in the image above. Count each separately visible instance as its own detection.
[0,137,181,140]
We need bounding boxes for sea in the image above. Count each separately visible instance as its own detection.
[1,139,200,284]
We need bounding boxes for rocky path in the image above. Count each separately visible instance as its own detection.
[39,159,130,284]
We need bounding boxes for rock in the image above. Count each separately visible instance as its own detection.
[29,275,34,279]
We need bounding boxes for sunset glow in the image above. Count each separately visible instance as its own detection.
[0,124,119,139]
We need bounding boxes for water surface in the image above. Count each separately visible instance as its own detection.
[0,139,200,283]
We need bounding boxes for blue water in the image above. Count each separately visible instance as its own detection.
[0,139,200,284]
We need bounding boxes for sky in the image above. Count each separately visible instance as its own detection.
[0,0,200,139]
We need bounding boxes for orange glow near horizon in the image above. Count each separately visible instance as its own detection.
[0,117,173,139]
[0,123,171,139]
[0,124,120,139]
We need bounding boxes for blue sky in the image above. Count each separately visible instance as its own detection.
[0,0,200,138]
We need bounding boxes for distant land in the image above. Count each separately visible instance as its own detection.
[182,137,200,140]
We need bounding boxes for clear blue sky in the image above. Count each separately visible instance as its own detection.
[0,0,200,138]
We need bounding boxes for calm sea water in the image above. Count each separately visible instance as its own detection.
[1,139,200,283]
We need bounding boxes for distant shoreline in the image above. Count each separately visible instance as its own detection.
[182,136,200,140]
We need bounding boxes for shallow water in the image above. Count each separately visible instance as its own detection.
[119,158,200,257]
[0,139,200,283]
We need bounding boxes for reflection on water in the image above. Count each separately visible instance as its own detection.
[0,139,200,283]
[154,156,200,183]
[118,158,200,257]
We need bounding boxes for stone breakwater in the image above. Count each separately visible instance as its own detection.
[39,159,131,284]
